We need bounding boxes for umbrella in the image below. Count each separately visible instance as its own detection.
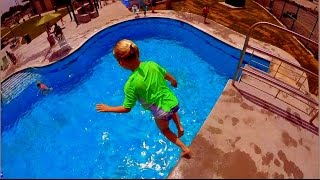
[36,13,61,26]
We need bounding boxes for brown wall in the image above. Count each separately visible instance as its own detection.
[32,0,55,14]
[34,0,43,13]
[45,0,54,11]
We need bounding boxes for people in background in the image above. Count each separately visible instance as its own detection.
[139,0,148,16]
[96,39,191,158]
[132,5,140,16]
[60,15,66,25]
[202,5,209,24]
[151,0,156,13]
[36,81,53,95]
[45,23,51,37]
[52,23,63,40]
[6,51,17,65]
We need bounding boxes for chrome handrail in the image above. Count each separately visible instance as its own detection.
[247,44,318,78]
[232,22,319,123]
[232,21,318,84]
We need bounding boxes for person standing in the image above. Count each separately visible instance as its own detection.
[151,0,156,13]
[45,23,51,37]
[202,5,209,24]
[6,51,17,65]
[139,0,148,16]
[52,23,63,40]
[60,15,66,26]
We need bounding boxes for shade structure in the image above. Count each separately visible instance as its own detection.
[36,13,61,26]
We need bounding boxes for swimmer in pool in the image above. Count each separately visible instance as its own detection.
[36,81,53,95]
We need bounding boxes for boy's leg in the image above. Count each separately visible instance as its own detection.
[172,112,184,138]
[155,118,191,158]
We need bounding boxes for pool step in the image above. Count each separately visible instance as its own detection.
[1,72,41,105]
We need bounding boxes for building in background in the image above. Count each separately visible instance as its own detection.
[30,0,55,14]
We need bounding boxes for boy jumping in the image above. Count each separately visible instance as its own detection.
[96,39,191,158]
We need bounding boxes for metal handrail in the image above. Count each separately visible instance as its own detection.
[247,44,318,78]
[239,70,316,115]
[233,22,318,84]
[240,66,318,106]
[232,22,319,123]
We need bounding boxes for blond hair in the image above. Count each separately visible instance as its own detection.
[113,39,140,61]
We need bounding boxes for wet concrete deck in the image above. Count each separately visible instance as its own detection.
[168,80,319,179]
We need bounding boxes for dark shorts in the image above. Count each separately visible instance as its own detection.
[157,105,180,121]
[203,14,208,18]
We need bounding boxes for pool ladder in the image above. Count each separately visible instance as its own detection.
[232,22,319,124]
[1,72,41,105]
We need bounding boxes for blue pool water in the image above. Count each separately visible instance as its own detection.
[120,0,130,7]
[1,18,269,178]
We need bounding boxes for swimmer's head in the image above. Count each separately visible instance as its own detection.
[113,39,139,64]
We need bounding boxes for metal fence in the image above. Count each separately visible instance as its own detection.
[254,0,319,58]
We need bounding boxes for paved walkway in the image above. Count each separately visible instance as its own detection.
[0,1,133,81]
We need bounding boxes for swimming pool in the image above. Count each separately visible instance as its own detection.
[1,18,269,178]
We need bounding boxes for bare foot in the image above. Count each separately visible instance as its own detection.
[181,149,191,159]
[177,126,184,137]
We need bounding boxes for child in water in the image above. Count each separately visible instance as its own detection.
[96,39,191,158]
[36,81,53,95]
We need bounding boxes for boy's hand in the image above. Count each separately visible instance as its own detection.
[96,103,110,112]
[171,80,178,88]
[165,73,178,88]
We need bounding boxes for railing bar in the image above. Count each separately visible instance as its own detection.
[240,75,314,114]
[271,68,304,82]
[249,49,255,63]
[310,112,319,124]
[248,45,318,78]
[271,70,307,83]
[299,76,308,90]
[241,67,318,106]
[273,60,282,77]
[274,63,304,75]
[250,60,269,68]
[242,71,312,106]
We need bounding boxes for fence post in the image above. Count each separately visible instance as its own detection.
[269,0,275,11]
[280,0,287,20]
[309,17,318,39]
[68,2,79,26]
[66,3,73,21]
[290,5,300,30]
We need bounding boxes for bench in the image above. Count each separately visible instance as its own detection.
[75,13,91,23]
[88,11,99,18]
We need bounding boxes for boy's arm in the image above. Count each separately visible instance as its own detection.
[96,103,131,113]
[165,72,178,87]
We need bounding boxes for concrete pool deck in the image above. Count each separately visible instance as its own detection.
[168,80,319,178]
[1,1,318,178]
